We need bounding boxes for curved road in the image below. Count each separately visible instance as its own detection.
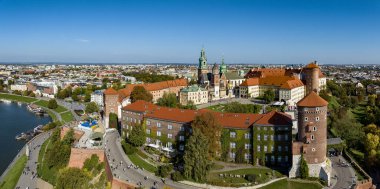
[16,131,52,189]
[104,130,200,189]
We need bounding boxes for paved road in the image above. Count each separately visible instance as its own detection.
[330,156,356,189]
[104,130,199,189]
[15,131,51,189]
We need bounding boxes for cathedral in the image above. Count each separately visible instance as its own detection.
[197,48,233,100]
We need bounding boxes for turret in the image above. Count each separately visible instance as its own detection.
[304,61,320,94]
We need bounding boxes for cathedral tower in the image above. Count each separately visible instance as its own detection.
[198,48,209,83]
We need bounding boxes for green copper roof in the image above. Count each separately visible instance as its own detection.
[220,57,227,74]
[181,85,207,93]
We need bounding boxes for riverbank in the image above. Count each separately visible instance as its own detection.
[0,93,75,123]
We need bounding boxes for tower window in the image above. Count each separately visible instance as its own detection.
[305,117,308,121]
[316,107,320,111]
[312,148,316,152]
[311,135,314,140]
[316,117,320,121]
[313,127,317,131]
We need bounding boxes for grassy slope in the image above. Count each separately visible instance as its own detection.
[0,155,27,189]
[127,153,157,173]
[208,167,283,184]
[60,111,74,123]
[0,93,36,103]
[37,137,59,184]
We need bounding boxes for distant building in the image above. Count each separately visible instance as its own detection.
[179,85,208,105]
[91,90,104,108]
[10,84,27,91]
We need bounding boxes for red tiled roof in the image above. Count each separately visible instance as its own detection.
[123,100,291,129]
[254,110,292,126]
[240,76,304,90]
[297,91,328,107]
[117,78,188,102]
[104,87,118,95]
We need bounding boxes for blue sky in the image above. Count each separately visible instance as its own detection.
[0,0,379,64]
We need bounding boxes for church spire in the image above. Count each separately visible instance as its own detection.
[220,56,227,74]
[198,48,207,69]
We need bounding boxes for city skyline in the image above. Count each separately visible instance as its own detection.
[0,0,379,64]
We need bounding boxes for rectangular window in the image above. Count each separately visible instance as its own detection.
[168,133,173,139]
[264,135,268,141]
[257,134,261,141]
[278,146,282,152]
[257,146,261,152]
[179,135,185,141]
[264,145,268,152]
[285,156,289,162]
[230,132,236,138]
[245,143,251,149]
[278,156,282,163]
[270,135,274,141]
[271,155,275,162]
[230,142,236,149]
[180,126,185,131]
[157,131,161,137]
[284,135,288,141]
[157,122,161,128]
[285,146,289,152]
[179,145,184,151]
[146,129,150,134]
[245,133,251,139]
[168,124,173,130]
[230,152,236,159]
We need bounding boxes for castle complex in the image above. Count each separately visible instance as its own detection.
[102,49,331,185]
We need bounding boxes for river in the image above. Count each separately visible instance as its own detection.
[0,102,51,175]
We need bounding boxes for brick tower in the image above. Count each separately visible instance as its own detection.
[289,91,331,185]
[303,61,320,94]
[103,87,119,128]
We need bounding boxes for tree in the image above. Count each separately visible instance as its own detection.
[55,167,90,189]
[157,92,178,108]
[220,130,230,161]
[299,154,309,179]
[192,112,222,158]
[224,102,261,114]
[368,94,377,107]
[155,165,173,178]
[84,90,92,102]
[130,86,153,103]
[128,123,146,147]
[48,99,58,109]
[183,128,211,182]
[85,102,99,114]
[62,128,75,146]
[263,89,275,103]
[109,113,118,129]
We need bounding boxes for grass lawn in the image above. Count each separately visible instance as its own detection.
[258,179,322,189]
[60,111,74,123]
[207,167,283,186]
[127,153,157,173]
[44,108,58,122]
[37,138,59,185]
[0,155,27,189]
[0,93,36,103]
[206,104,226,112]
[34,100,68,113]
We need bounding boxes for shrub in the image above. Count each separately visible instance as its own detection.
[48,99,58,109]
[155,164,173,178]
[245,174,257,182]
[171,171,184,181]
[121,141,137,155]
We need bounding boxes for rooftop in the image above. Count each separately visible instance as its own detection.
[297,91,328,107]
